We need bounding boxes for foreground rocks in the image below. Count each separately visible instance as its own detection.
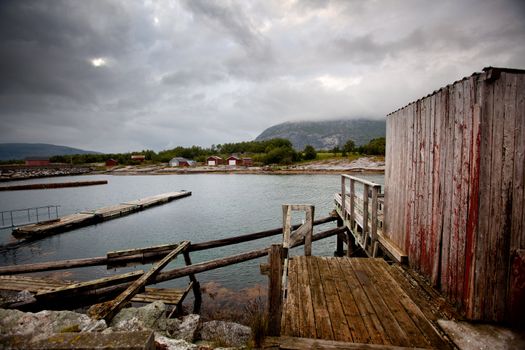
[0,302,253,349]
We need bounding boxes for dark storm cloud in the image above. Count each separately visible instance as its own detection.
[0,0,524,152]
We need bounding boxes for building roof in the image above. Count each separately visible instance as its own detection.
[207,156,223,160]
[387,66,525,117]
[25,156,49,161]
[227,155,241,160]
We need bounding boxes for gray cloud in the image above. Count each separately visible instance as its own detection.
[0,0,524,153]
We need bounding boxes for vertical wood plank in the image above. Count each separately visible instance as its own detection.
[494,72,517,320]
[464,77,482,317]
[511,74,525,252]
[474,76,494,319]
[268,244,284,336]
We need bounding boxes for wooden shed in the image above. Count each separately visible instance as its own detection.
[242,157,253,167]
[105,159,118,167]
[227,156,241,166]
[25,157,50,166]
[131,155,145,162]
[206,156,223,166]
[384,67,525,324]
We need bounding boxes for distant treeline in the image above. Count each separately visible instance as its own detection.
[47,137,385,166]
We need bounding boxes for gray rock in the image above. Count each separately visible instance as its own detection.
[199,320,252,348]
[110,301,167,333]
[167,314,200,342]
[14,290,36,303]
[0,308,107,337]
[155,334,198,350]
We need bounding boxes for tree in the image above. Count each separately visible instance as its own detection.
[303,145,317,160]
[343,139,355,153]
[359,137,386,155]
[331,146,340,156]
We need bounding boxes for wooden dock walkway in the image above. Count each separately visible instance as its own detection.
[276,256,452,349]
[0,275,193,312]
[12,191,191,239]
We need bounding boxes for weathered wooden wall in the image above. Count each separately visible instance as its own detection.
[384,68,525,323]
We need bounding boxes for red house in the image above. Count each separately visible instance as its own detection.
[131,155,145,162]
[206,156,223,166]
[227,156,241,166]
[25,157,50,166]
[242,158,253,167]
[105,159,118,166]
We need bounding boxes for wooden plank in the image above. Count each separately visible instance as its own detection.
[338,258,388,345]
[35,271,144,300]
[131,284,191,305]
[464,80,482,317]
[282,256,300,337]
[371,262,452,349]
[325,258,369,343]
[494,72,517,320]
[431,89,444,286]
[350,258,410,347]
[511,74,525,252]
[0,180,107,191]
[440,85,455,299]
[317,257,353,342]
[295,256,316,338]
[89,241,189,321]
[107,243,182,260]
[473,75,494,319]
[306,256,334,340]
[268,244,284,336]
[486,72,506,320]
[265,336,430,350]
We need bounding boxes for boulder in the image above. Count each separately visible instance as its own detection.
[166,314,200,342]
[0,308,106,337]
[110,301,166,333]
[199,320,251,348]
[155,334,198,350]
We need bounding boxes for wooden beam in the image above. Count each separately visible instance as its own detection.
[264,336,430,349]
[89,241,189,321]
[267,244,285,336]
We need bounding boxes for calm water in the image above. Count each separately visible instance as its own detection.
[0,173,383,292]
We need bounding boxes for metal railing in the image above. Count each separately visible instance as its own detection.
[0,205,60,229]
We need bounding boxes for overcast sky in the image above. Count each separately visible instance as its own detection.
[1,0,524,153]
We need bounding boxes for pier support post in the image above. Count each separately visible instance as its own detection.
[267,244,284,336]
[335,217,345,257]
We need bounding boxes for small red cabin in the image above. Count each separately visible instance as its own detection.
[105,159,118,166]
[242,158,253,167]
[25,157,50,166]
[227,156,241,166]
[207,156,223,166]
[131,155,145,162]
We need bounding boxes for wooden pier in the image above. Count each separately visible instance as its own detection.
[0,180,108,191]
[11,191,191,239]
[279,256,450,349]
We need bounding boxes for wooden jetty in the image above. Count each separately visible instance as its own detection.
[11,191,191,239]
[0,180,108,191]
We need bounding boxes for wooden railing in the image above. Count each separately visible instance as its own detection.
[335,174,407,263]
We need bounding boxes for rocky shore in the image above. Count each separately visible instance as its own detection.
[0,167,92,182]
[0,301,253,349]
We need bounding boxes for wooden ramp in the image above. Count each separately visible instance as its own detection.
[280,256,451,349]
[0,275,192,310]
[12,191,191,239]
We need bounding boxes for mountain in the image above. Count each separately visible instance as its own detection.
[0,143,100,161]
[255,119,386,150]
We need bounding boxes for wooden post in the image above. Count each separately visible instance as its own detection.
[183,249,202,313]
[362,184,369,250]
[335,217,344,257]
[341,176,346,216]
[349,179,355,224]
[371,186,379,257]
[282,204,314,256]
[267,244,284,336]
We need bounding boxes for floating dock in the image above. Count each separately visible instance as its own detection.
[12,191,191,239]
[0,180,108,191]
